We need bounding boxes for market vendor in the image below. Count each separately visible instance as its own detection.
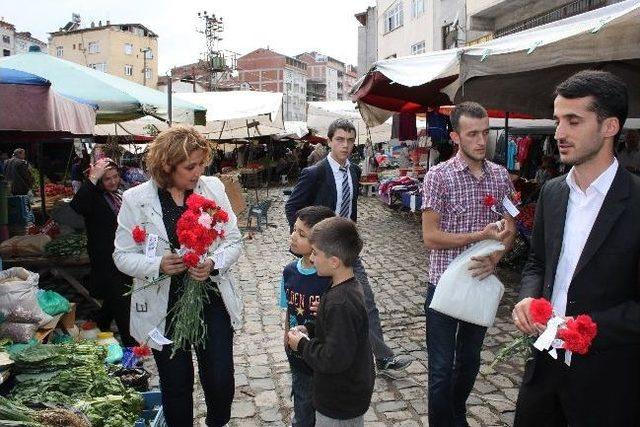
[113,126,242,427]
[70,158,136,347]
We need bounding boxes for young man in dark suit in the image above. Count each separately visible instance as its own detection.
[512,70,640,426]
[285,118,412,372]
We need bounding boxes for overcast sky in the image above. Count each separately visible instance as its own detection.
[3,0,375,74]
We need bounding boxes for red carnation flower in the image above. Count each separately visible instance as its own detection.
[183,252,200,268]
[484,194,497,207]
[513,192,522,205]
[132,225,147,244]
[215,209,229,223]
[185,193,216,212]
[132,345,152,358]
[529,298,553,325]
[559,315,597,355]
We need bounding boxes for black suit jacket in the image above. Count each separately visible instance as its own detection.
[518,167,640,402]
[285,158,361,229]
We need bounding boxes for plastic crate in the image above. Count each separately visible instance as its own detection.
[134,390,167,427]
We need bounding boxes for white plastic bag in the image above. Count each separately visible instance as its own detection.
[429,240,505,327]
[0,267,53,328]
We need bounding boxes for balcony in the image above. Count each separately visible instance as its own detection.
[469,0,610,33]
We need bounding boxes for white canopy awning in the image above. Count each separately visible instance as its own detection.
[307,101,392,144]
[174,91,283,122]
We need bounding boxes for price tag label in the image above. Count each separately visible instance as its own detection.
[148,327,173,345]
[145,233,159,263]
[502,196,520,217]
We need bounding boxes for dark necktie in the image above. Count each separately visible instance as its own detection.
[339,166,351,218]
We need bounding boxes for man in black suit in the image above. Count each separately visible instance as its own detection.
[285,118,412,372]
[512,70,640,426]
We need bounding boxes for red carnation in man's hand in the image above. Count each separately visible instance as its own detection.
[529,298,553,325]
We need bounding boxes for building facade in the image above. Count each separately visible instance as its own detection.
[14,32,47,54]
[1,20,47,56]
[376,0,471,59]
[355,7,378,77]
[297,51,348,102]
[49,21,158,87]
[236,48,307,121]
[1,21,15,56]
[343,64,359,97]
[467,0,623,44]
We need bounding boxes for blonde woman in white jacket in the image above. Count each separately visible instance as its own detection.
[113,126,242,427]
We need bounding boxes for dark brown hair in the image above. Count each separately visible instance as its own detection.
[310,217,363,267]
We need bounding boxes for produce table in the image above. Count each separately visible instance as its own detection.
[2,256,100,308]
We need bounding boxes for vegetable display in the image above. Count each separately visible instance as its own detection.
[44,233,87,258]
[2,343,144,427]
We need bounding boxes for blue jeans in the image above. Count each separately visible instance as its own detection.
[425,284,487,427]
[291,364,315,427]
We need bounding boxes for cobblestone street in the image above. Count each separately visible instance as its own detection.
[157,187,526,426]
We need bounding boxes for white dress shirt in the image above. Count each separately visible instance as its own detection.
[327,154,353,218]
[551,159,618,316]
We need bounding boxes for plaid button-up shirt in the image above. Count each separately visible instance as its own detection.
[422,154,514,284]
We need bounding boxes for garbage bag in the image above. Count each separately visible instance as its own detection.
[37,290,71,316]
[0,268,52,327]
[429,240,505,327]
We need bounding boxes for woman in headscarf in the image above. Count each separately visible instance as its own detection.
[70,157,136,346]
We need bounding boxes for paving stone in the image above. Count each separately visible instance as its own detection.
[385,410,413,421]
[377,400,408,412]
[230,400,256,418]
[254,390,278,407]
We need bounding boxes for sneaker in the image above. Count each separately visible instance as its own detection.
[376,355,413,371]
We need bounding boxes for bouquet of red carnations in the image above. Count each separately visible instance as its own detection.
[130,193,229,356]
[168,194,228,355]
[492,298,597,367]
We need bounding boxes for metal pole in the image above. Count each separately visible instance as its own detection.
[38,142,46,219]
[167,73,173,127]
[504,111,510,167]
[142,52,147,86]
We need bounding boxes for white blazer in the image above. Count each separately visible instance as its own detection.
[113,176,243,350]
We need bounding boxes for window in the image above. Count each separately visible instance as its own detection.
[2,35,10,44]
[384,1,404,33]
[3,49,10,57]
[411,0,424,18]
[144,49,153,59]
[89,63,107,72]
[72,44,76,50]
[124,43,133,55]
[145,68,152,80]
[411,41,426,55]
[56,46,63,57]
[88,42,100,54]
[124,65,133,76]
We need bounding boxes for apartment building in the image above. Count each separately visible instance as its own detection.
[1,20,47,56]
[236,48,307,121]
[49,19,158,87]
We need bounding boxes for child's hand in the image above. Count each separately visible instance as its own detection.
[287,330,304,352]
[292,325,308,335]
[310,300,320,316]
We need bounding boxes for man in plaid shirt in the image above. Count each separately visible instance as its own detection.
[422,102,516,427]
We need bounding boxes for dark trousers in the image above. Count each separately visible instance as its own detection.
[153,293,235,427]
[353,257,394,360]
[425,284,487,427]
[290,364,315,427]
[95,273,137,347]
[515,350,640,427]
